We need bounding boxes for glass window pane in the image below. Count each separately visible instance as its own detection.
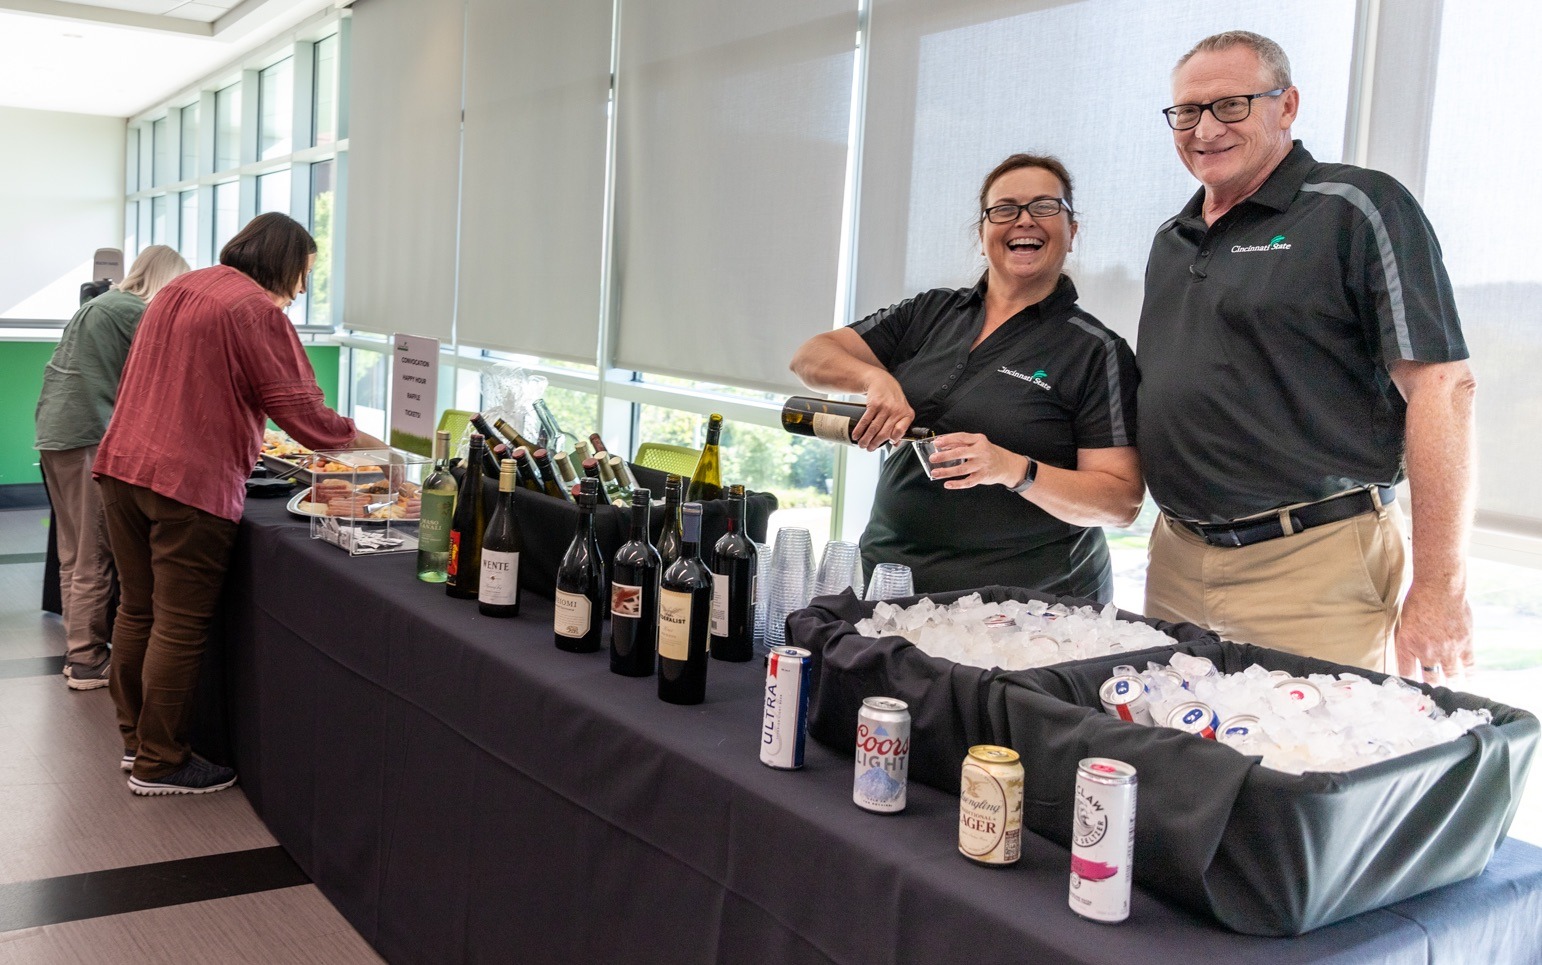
[313,34,339,147]
[350,348,389,436]
[308,160,336,327]
[180,103,200,180]
[259,58,294,159]
[125,201,139,256]
[151,117,171,186]
[258,169,291,215]
[215,84,242,171]
[126,128,140,193]
[178,190,198,265]
[637,403,834,544]
[213,181,239,260]
[150,195,168,244]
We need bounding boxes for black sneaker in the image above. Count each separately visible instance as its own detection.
[128,756,237,796]
[120,752,134,772]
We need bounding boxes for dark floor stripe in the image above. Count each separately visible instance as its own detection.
[0,552,47,565]
[0,655,65,679]
[0,846,311,932]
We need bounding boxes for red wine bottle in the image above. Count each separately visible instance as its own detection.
[709,484,756,661]
[658,502,712,705]
[446,434,488,599]
[478,460,523,617]
[655,475,684,571]
[554,478,605,653]
[609,489,659,677]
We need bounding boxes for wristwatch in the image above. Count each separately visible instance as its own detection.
[1009,458,1038,494]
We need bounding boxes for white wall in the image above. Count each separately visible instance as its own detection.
[0,106,124,321]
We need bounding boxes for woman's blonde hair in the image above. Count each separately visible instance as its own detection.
[117,245,191,301]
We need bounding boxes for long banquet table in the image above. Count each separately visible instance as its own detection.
[216,498,1542,964]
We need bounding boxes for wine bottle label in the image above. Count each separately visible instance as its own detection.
[658,588,694,660]
[554,590,592,638]
[812,412,854,443]
[611,582,642,619]
[710,574,729,636]
[447,530,461,577]
[419,493,455,553]
[479,550,519,605]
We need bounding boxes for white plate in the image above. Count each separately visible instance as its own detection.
[285,490,417,524]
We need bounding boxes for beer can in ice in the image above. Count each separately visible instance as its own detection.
[1273,678,1324,710]
[760,646,811,769]
[959,745,1024,866]
[853,697,910,813]
[1098,674,1154,725]
[1217,714,1260,747]
[1070,757,1137,923]
[1166,700,1219,739]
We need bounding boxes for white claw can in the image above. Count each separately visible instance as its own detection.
[760,646,811,769]
[959,745,1024,866]
[1069,757,1137,923]
[853,697,910,813]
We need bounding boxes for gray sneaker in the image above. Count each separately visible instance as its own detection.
[128,756,237,796]
[64,657,111,691]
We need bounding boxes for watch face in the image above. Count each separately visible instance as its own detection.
[1011,460,1037,493]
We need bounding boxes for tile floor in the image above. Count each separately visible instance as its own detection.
[0,507,383,964]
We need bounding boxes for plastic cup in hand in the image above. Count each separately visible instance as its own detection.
[911,436,964,480]
[766,528,815,646]
[813,540,863,598]
[865,562,914,602]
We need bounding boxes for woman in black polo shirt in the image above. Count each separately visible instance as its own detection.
[790,154,1143,601]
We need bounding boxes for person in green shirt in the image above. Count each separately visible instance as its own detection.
[35,245,190,690]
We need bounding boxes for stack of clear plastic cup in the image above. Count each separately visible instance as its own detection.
[864,561,915,601]
[752,540,771,650]
[765,528,815,647]
[813,540,864,598]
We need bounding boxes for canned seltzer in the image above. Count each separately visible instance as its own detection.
[958,745,1024,866]
[1273,678,1324,710]
[760,646,811,769]
[1070,757,1137,923]
[853,697,910,813]
[1166,700,1219,739]
[1098,674,1154,725]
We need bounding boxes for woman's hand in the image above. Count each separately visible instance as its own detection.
[927,432,1027,489]
[851,372,916,451]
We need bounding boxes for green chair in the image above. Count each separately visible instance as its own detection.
[437,408,475,448]
[633,442,702,477]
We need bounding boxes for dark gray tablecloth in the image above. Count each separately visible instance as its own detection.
[220,498,1542,965]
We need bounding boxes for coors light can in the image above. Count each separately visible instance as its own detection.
[1069,757,1137,923]
[853,697,910,813]
[760,646,811,769]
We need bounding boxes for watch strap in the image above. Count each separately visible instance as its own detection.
[1009,458,1038,493]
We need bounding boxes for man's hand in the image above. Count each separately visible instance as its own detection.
[1395,584,1475,687]
[926,433,1024,489]
[851,373,915,451]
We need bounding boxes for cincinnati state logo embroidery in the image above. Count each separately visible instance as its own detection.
[1231,233,1292,254]
[998,366,1052,391]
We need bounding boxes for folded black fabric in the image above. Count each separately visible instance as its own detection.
[245,478,298,498]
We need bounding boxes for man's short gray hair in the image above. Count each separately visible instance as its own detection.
[1175,31,1293,89]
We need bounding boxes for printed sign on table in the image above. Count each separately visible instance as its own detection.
[390,333,439,456]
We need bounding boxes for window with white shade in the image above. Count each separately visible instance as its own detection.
[215,83,241,171]
[260,58,294,160]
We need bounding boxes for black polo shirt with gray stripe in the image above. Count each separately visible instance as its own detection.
[852,273,1138,600]
[1136,141,1467,524]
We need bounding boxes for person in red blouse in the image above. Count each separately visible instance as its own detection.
[96,213,388,796]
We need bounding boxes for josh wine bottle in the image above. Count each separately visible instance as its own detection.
[446,433,489,599]
[709,484,756,661]
[610,489,660,677]
[554,478,606,653]
[780,396,932,445]
[658,502,712,705]
[479,460,523,617]
[655,475,685,570]
[686,414,724,502]
[416,430,457,583]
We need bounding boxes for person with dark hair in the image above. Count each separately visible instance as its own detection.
[36,245,190,690]
[94,213,388,795]
[1138,32,1473,679]
[790,155,1142,599]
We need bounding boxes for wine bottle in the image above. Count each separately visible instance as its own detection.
[554,478,606,653]
[655,474,684,571]
[609,455,637,492]
[780,395,932,445]
[416,429,457,583]
[609,489,659,677]
[533,398,568,453]
[658,502,712,705]
[535,448,576,503]
[686,414,724,502]
[446,433,489,599]
[551,449,578,487]
[470,413,513,475]
[570,438,594,479]
[582,457,603,484]
[513,446,546,493]
[494,417,542,454]
[479,460,523,617]
[709,484,756,661]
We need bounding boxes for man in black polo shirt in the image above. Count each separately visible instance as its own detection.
[1137,31,1475,681]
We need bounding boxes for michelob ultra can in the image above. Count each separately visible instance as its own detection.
[1098,674,1154,725]
[760,646,811,769]
[1070,757,1137,923]
[958,745,1024,866]
[853,697,910,813]
[1217,714,1261,748]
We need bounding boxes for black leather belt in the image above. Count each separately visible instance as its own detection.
[1175,487,1396,548]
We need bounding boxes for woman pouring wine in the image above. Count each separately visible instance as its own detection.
[789,154,1142,601]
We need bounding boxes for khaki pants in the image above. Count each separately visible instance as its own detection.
[39,446,115,671]
[99,477,238,780]
[1144,500,1409,673]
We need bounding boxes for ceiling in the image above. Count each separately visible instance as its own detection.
[0,0,343,118]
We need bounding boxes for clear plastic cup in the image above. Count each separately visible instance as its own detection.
[813,540,863,598]
[865,561,915,601]
[911,436,965,480]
